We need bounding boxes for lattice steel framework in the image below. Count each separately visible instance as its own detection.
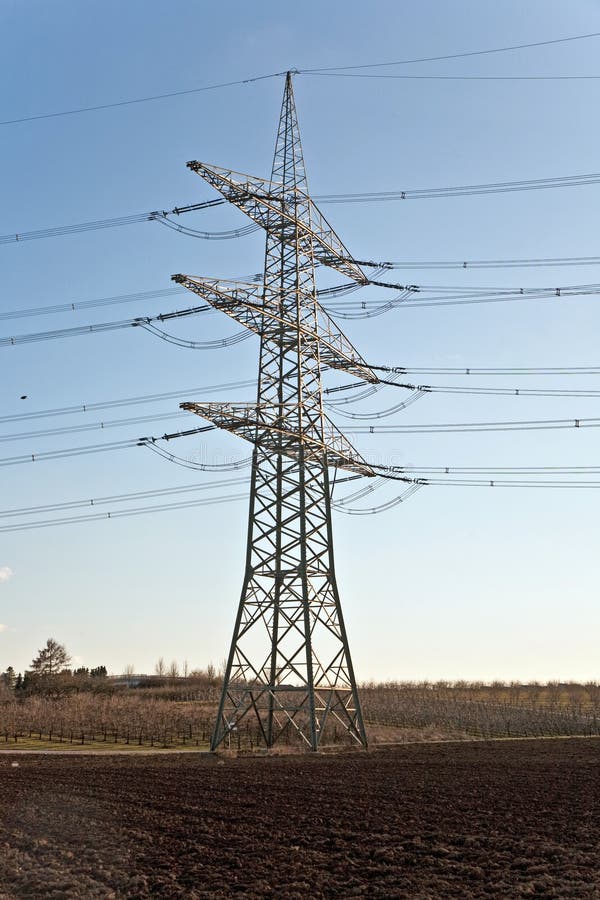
[174,73,379,750]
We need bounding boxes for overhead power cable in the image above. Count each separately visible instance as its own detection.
[0,478,410,531]
[0,71,288,127]
[0,379,255,424]
[333,483,423,514]
[326,282,600,316]
[6,466,600,530]
[3,172,600,248]
[0,493,247,533]
[299,31,600,73]
[0,305,251,350]
[305,72,600,82]
[371,364,600,377]
[0,426,217,469]
[0,276,382,324]
[4,32,600,128]
[374,379,600,400]
[142,440,252,472]
[0,410,190,444]
[317,173,600,204]
[363,283,600,311]
[3,269,598,328]
[388,465,600,475]
[9,376,593,442]
[0,437,145,467]
[353,255,600,271]
[374,467,600,489]
[347,415,600,434]
[328,391,427,420]
[416,477,600,488]
[0,203,265,247]
[0,477,250,519]
[333,477,386,505]
[0,286,187,322]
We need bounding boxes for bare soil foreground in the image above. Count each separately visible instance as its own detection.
[1,739,599,898]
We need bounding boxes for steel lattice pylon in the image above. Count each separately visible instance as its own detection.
[174,73,378,751]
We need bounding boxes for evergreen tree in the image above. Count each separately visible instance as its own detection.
[90,665,107,678]
[1,666,16,690]
[30,638,71,677]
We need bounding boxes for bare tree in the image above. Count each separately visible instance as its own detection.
[206,662,217,685]
[154,657,166,677]
[123,663,135,677]
[167,660,180,679]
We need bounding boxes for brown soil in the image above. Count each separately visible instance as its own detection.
[1,739,599,898]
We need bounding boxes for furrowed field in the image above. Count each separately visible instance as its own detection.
[1,740,600,897]
[2,679,600,896]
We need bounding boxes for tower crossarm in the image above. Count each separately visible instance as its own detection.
[181,401,375,477]
[172,274,379,383]
[186,161,368,286]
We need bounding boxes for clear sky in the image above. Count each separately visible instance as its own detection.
[1,0,600,681]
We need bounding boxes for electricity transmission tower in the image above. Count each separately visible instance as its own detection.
[174,72,378,751]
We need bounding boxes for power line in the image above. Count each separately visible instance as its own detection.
[319,173,600,204]
[4,32,600,128]
[6,378,596,441]
[0,379,255,424]
[386,465,600,475]
[14,275,598,341]
[0,428,251,471]
[328,381,600,422]
[142,439,252,472]
[305,72,600,82]
[353,255,600,271]
[0,286,187,322]
[0,437,144,467]
[4,372,598,443]
[0,71,288,127]
[375,467,600,488]
[0,478,412,530]
[3,172,600,248]
[348,415,600,434]
[325,283,600,318]
[421,478,600,488]
[0,276,375,324]
[6,465,600,530]
[373,379,600,400]
[362,284,600,311]
[372,364,600,377]
[6,262,600,327]
[0,477,249,519]
[329,391,427,420]
[0,305,251,350]
[0,410,190,444]
[0,425,213,468]
[0,492,247,533]
[333,483,423,515]
[299,31,600,73]
[0,205,261,246]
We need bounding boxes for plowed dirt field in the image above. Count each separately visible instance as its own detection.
[1,739,599,898]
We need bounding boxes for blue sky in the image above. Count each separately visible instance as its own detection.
[1,0,600,680]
